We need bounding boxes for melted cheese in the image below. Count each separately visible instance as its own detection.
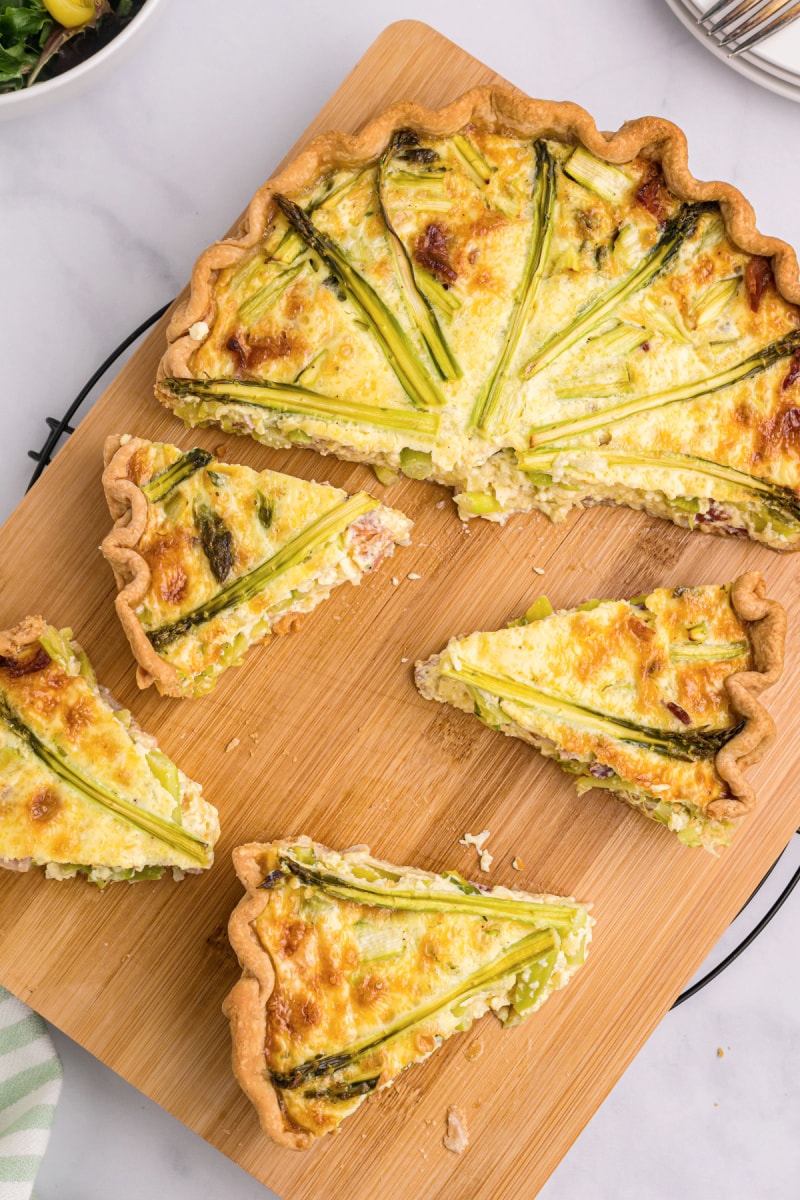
[417,584,752,852]
[166,131,800,550]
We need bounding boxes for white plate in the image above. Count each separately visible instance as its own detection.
[665,0,800,103]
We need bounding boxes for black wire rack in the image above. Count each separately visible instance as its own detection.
[26,302,800,1010]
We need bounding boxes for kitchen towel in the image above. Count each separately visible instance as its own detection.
[0,987,62,1200]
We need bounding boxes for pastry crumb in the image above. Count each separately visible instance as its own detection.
[249,732,260,742]
[407,572,421,580]
[512,856,524,871]
[391,577,399,586]
[443,1105,469,1154]
[225,738,240,753]
[532,566,545,575]
[189,320,209,341]
[478,849,493,872]
[401,657,408,663]
[717,1047,725,1058]
[435,500,445,510]
[464,1040,483,1062]
[460,829,490,851]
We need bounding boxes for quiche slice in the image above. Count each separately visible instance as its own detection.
[156,88,800,550]
[415,573,785,853]
[0,617,219,884]
[224,838,592,1147]
[101,436,412,698]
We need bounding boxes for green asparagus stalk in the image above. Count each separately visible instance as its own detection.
[471,141,556,433]
[521,203,713,381]
[528,329,800,446]
[270,927,557,1088]
[274,194,445,409]
[440,661,737,760]
[669,642,748,663]
[0,695,211,865]
[146,492,379,651]
[161,377,439,440]
[141,448,213,504]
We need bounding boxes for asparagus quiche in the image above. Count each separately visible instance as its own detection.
[101,436,412,698]
[224,837,592,1147]
[415,573,785,853]
[0,616,219,884]
[157,88,800,550]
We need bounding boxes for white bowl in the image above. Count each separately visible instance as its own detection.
[0,0,165,120]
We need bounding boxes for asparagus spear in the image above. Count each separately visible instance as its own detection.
[274,194,445,409]
[146,492,379,651]
[440,661,738,760]
[277,851,582,929]
[161,377,439,441]
[0,695,211,866]
[521,202,713,381]
[471,141,556,433]
[669,642,748,663]
[528,329,800,446]
[517,444,800,528]
[141,448,213,504]
[270,927,557,1088]
[378,136,461,382]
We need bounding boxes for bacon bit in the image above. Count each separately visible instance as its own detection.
[28,788,60,823]
[159,564,189,606]
[413,223,457,283]
[443,1105,469,1154]
[0,648,50,678]
[227,331,293,375]
[635,165,668,224]
[665,700,692,726]
[641,341,651,352]
[745,256,772,312]
[781,351,800,391]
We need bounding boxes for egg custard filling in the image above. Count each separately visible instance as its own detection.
[224,838,591,1147]
[415,574,785,853]
[101,436,412,698]
[158,93,800,550]
[0,617,219,884]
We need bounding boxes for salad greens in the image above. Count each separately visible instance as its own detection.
[0,1,141,93]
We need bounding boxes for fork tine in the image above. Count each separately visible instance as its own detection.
[729,0,800,51]
[705,0,766,34]
[718,0,791,41]
[701,0,743,22]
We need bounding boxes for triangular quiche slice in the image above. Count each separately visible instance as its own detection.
[224,838,592,1147]
[101,436,412,698]
[157,88,800,550]
[0,617,219,884]
[415,573,785,853]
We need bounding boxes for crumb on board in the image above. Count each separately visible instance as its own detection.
[407,572,421,580]
[460,829,493,873]
[401,657,408,663]
[464,1040,483,1062]
[391,577,399,586]
[435,500,445,510]
[532,566,545,575]
[249,732,260,742]
[512,857,524,871]
[225,737,240,753]
[443,1105,469,1154]
[717,1047,725,1059]
[479,849,493,872]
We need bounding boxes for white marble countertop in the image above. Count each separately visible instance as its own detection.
[2,0,799,1195]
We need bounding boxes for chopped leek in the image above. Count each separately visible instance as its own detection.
[458,491,502,515]
[141,448,213,504]
[161,377,439,441]
[440,661,737,760]
[669,641,748,663]
[564,146,632,204]
[147,492,379,651]
[471,141,556,433]
[415,269,461,316]
[451,133,495,186]
[528,329,800,446]
[274,194,445,409]
[237,260,308,324]
[0,694,211,865]
[640,296,691,344]
[690,276,739,328]
[522,203,711,380]
[372,465,399,486]
[399,448,433,479]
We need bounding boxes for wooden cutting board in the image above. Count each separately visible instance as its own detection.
[1,20,799,1199]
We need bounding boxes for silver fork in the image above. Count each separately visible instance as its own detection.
[700,0,800,55]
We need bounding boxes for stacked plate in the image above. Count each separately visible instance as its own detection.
[666,0,800,101]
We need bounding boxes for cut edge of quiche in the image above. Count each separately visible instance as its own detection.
[101,435,412,698]
[415,572,785,854]
[223,837,592,1148]
[154,86,800,551]
[0,615,220,884]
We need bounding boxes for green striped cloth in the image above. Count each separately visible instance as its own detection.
[0,987,61,1199]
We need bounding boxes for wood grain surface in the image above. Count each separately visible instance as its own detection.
[1,21,799,1200]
